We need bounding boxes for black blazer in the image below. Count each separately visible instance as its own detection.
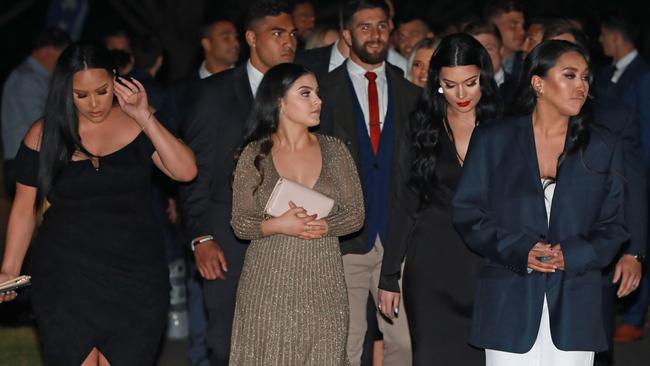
[593,102,648,263]
[452,115,628,352]
[179,64,253,242]
[318,62,421,255]
[593,53,650,103]
[294,44,333,81]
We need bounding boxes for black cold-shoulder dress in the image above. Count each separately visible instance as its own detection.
[14,132,169,365]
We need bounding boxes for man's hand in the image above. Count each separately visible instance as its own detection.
[194,240,228,280]
[613,255,642,298]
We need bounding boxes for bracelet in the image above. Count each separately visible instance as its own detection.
[140,110,153,131]
[190,235,214,251]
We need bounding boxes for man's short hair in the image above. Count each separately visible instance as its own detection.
[244,0,292,31]
[34,26,71,50]
[542,18,588,48]
[201,18,236,39]
[341,0,389,29]
[132,34,163,69]
[601,14,639,45]
[396,16,431,32]
[464,20,502,45]
[483,0,525,21]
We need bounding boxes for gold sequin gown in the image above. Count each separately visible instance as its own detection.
[229,134,365,366]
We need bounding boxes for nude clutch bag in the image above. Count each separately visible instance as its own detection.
[265,177,335,219]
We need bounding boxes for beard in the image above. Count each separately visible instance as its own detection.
[351,38,388,65]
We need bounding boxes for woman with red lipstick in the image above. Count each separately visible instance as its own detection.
[0,42,196,365]
[378,33,501,365]
[453,41,626,365]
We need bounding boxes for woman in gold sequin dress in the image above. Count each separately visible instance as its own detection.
[229,63,365,365]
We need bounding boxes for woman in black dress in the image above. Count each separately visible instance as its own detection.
[377,33,501,365]
[0,43,196,365]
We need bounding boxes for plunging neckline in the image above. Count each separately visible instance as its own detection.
[269,134,324,190]
[71,131,145,170]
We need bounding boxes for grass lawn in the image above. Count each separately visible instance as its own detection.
[0,327,42,366]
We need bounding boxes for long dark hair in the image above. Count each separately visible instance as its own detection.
[37,42,116,208]
[514,40,592,177]
[237,63,314,193]
[410,33,501,207]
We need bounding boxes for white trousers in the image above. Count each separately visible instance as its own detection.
[485,296,594,366]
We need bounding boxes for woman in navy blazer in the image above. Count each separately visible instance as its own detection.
[453,40,628,365]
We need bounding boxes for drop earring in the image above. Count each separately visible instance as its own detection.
[437,87,443,94]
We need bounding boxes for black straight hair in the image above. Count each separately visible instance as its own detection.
[37,42,116,208]
[244,0,292,31]
[410,33,501,207]
[236,63,314,193]
[514,40,592,177]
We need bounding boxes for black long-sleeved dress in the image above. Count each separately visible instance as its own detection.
[379,125,484,366]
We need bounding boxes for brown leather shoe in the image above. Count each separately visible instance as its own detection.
[613,324,644,343]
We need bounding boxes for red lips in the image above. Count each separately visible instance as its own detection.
[456,101,471,107]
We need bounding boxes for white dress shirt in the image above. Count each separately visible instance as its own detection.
[611,49,639,83]
[387,47,407,76]
[494,68,505,87]
[329,40,347,72]
[246,59,265,96]
[198,61,235,80]
[346,59,388,135]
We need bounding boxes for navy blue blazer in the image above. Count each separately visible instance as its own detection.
[452,115,629,353]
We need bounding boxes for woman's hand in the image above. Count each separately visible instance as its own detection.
[113,76,152,128]
[265,201,318,238]
[302,219,329,239]
[527,242,560,273]
[378,289,401,320]
[545,243,565,271]
[0,273,18,303]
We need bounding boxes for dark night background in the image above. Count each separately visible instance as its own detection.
[0,0,648,86]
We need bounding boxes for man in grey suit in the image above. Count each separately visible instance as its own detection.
[318,1,420,365]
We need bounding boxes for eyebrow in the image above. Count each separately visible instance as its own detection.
[73,83,109,93]
[442,74,480,83]
[562,66,589,73]
[297,85,314,90]
[357,20,388,27]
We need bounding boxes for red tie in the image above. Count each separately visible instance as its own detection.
[365,71,381,155]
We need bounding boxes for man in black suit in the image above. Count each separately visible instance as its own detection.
[179,1,297,365]
[593,14,650,348]
[295,20,350,80]
[318,1,420,365]
[465,20,518,108]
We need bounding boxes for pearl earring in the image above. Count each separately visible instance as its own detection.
[437,87,443,94]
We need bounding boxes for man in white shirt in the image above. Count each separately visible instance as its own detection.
[484,0,525,76]
[199,19,240,79]
[594,13,650,349]
[319,1,421,365]
[180,2,297,365]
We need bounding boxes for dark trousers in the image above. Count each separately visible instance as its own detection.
[204,236,247,366]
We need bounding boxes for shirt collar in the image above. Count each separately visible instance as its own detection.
[615,49,638,73]
[346,58,386,79]
[199,61,235,79]
[494,68,505,87]
[26,56,51,78]
[198,61,211,79]
[246,59,265,96]
[329,39,347,70]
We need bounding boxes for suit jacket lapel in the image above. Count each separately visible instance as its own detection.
[386,67,406,156]
[516,115,545,196]
[234,65,254,114]
[331,66,359,161]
